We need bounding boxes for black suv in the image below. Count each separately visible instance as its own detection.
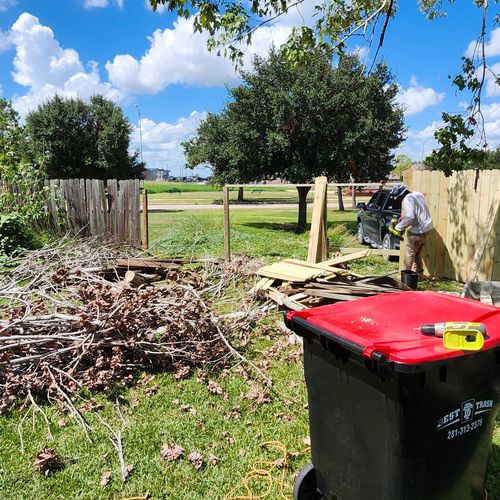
[356,189,402,260]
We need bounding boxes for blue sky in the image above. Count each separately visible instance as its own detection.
[0,0,499,176]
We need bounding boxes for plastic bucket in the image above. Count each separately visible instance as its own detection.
[401,270,418,290]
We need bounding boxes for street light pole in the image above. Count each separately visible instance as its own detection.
[135,104,144,165]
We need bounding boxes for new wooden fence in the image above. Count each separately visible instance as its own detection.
[401,169,500,282]
[45,179,141,246]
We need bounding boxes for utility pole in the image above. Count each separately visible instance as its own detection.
[135,104,144,165]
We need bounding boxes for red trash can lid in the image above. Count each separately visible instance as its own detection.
[288,291,500,364]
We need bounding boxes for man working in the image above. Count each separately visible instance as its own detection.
[389,184,433,275]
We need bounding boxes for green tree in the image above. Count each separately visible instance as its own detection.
[392,154,412,178]
[25,95,145,180]
[184,51,404,230]
[150,0,499,175]
[0,99,47,229]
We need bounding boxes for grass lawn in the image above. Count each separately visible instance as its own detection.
[0,206,497,499]
[145,181,370,205]
[149,208,361,262]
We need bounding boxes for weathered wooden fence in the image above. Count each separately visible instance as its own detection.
[45,179,141,246]
[401,169,500,281]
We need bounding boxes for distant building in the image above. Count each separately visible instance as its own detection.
[143,168,171,181]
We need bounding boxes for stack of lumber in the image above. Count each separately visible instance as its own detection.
[252,252,409,311]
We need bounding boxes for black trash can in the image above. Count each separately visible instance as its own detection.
[286,291,500,500]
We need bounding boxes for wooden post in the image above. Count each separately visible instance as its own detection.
[307,176,328,263]
[142,188,149,249]
[223,185,231,260]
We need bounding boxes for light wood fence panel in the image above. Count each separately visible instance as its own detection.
[400,169,500,282]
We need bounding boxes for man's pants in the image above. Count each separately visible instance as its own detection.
[404,232,428,274]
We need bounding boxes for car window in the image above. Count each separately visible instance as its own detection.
[368,192,386,210]
[386,195,402,211]
[367,192,381,208]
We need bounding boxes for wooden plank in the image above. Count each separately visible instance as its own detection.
[423,170,441,276]
[114,258,181,270]
[85,179,94,236]
[266,288,308,311]
[130,179,140,245]
[417,171,432,274]
[107,179,117,237]
[257,262,325,282]
[282,259,348,274]
[322,249,372,266]
[142,188,149,248]
[434,172,450,278]
[248,277,275,294]
[468,179,500,281]
[332,248,400,257]
[223,185,231,260]
[307,176,328,263]
[479,170,500,280]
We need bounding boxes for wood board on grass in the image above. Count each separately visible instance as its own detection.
[257,261,327,282]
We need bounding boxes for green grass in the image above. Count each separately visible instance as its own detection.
[145,181,289,195]
[150,208,359,261]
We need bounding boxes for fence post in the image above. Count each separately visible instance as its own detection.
[307,176,328,263]
[142,188,149,249]
[223,186,231,260]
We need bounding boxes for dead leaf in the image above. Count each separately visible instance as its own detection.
[274,458,286,468]
[57,418,67,427]
[100,470,112,486]
[239,449,246,457]
[245,382,270,405]
[34,447,64,476]
[188,451,204,469]
[209,453,220,465]
[173,363,191,380]
[160,443,184,461]
[78,398,102,413]
[222,431,235,445]
[303,436,311,447]
[207,380,223,395]
[144,385,159,397]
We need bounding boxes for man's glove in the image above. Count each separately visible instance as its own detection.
[388,218,403,238]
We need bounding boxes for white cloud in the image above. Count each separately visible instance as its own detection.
[0,30,11,52]
[396,76,444,116]
[485,61,500,98]
[84,0,123,8]
[465,27,500,58]
[6,13,123,118]
[0,0,17,12]
[106,15,292,94]
[130,111,207,174]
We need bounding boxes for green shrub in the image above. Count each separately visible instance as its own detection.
[0,212,35,256]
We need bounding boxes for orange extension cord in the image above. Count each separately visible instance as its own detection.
[224,441,311,500]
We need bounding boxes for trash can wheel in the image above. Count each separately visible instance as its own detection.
[293,462,321,500]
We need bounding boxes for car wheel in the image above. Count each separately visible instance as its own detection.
[382,233,396,261]
[357,222,367,245]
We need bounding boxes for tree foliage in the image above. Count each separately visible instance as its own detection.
[184,51,404,184]
[0,99,47,223]
[150,0,499,175]
[392,154,412,177]
[25,95,145,180]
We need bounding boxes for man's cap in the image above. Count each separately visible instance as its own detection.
[389,183,409,198]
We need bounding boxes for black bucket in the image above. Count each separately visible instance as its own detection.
[401,270,418,290]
